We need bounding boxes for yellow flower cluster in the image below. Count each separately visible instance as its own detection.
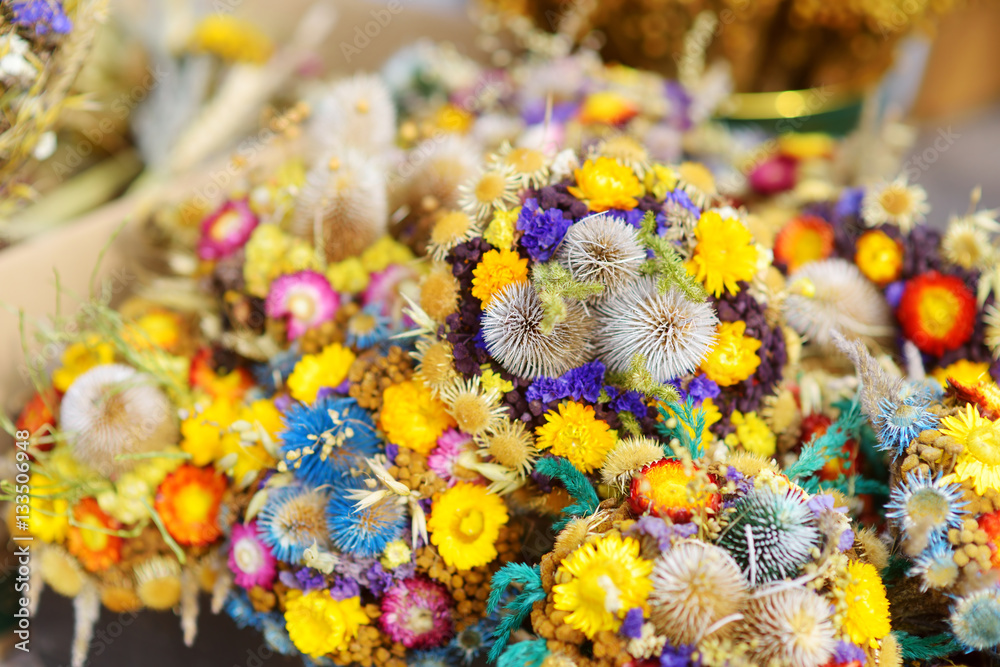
[724,411,776,458]
[189,15,274,64]
[484,208,520,251]
[284,590,369,658]
[567,157,643,212]
[53,337,114,392]
[287,344,357,403]
[180,398,280,484]
[379,380,456,454]
[243,225,321,298]
[687,212,759,297]
[471,248,529,308]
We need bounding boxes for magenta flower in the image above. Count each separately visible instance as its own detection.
[197,199,259,261]
[427,429,473,487]
[379,577,454,648]
[265,270,340,340]
[228,521,278,589]
[748,155,797,195]
[362,264,416,316]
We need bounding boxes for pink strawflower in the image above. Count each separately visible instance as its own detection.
[362,264,416,316]
[228,521,278,589]
[265,270,340,340]
[427,429,473,487]
[748,155,797,195]
[197,199,259,260]
[379,577,454,648]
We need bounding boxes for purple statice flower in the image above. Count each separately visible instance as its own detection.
[806,493,843,518]
[329,576,361,600]
[837,528,855,552]
[385,442,399,466]
[606,386,648,417]
[620,608,644,639]
[333,555,376,585]
[885,280,906,309]
[834,187,865,222]
[626,516,696,552]
[11,0,72,34]
[686,375,720,404]
[525,376,566,405]
[517,198,572,261]
[279,567,326,591]
[418,497,433,517]
[527,360,606,407]
[660,643,697,667]
[663,81,693,130]
[366,562,394,596]
[663,189,700,220]
[724,466,753,497]
[831,640,866,665]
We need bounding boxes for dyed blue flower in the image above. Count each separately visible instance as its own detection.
[257,484,330,564]
[660,643,696,667]
[224,591,268,630]
[951,589,1000,651]
[620,607,644,639]
[664,189,700,219]
[885,280,906,308]
[11,0,72,34]
[345,304,393,350]
[410,648,452,667]
[886,470,967,540]
[279,395,380,487]
[667,373,719,405]
[262,617,297,655]
[526,376,566,405]
[527,360,606,406]
[326,489,407,557]
[871,395,939,454]
[252,346,302,395]
[448,617,497,665]
[517,198,572,261]
[606,386,648,416]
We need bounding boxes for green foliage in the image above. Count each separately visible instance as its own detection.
[637,211,707,301]
[617,411,642,438]
[534,456,600,529]
[606,353,681,404]
[786,400,864,482]
[497,639,549,667]
[531,262,603,334]
[487,564,547,663]
[656,397,706,459]
[892,631,962,661]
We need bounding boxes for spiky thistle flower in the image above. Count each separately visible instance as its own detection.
[481,281,595,379]
[594,278,719,382]
[886,470,967,543]
[290,148,387,261]
[555,213,646,298]
[871,396,940,454]
[256,485,331,563]
[600,436,665,490]
[278,396,380,487]
[648,541,747,645]
[740,588,836,667]
[951,589,1000,651]
[477,419,538,476]
[716,487,821,586]
[437,376,507,436]
[59,363,178,477]
[309,74,396,154]
[784,259,892,346]
[908,534,959,591]
[326,488,407,558]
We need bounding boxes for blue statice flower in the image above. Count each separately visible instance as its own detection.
[256,484,330,564]
[834,186,865,221]
[909,533,959,592]
[448,616,497,665]
[871,395,939,454]
[279,395,380,487]
[886,470,967,541]
[224,590,268,630]
[11,0,71,34]
[517,198,572,261]
[526,360,606,406]
[252,346,302,395]
[345,304,393,350]
[668,373,720,405]
[326,489,407,557]
[619,607,644,639]
[830,641,866,665]
[606,386,648,416]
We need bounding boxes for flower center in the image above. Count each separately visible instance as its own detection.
[906,488,950,525]
[966,424,1000,465]
[879,186,913,216]
[234,537,264,573]
[80,515,110,551]
[175,485,215,524]
[406,607,435,635]
[287,293,316,321]
[457,509,485,541]
[210,209,243,240]
[349,313,377,336]
[475,172,506,203]
[916,286,962,339]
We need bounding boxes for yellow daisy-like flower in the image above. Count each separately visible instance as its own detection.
[190,15,274,64]
[839,561,891,648]
[577,91,637,126]
[326,257,370,294]
[122,310,185,353]
[28,473,69,543]
[480,365,514,396]
[380,380,456,454]
[567,157,644,212]
[428,482,509,570]
[552,533,653,638]
[220,399,281,484]
[360,236,413,273]
[940,404,1000,494]
[700,321,762,387]
[535,401,618,473]
[471,248,529,308]
[380,540,412,570]
[433,103,474,133]
[932,359,992,389]
[52,337,115,392]
[644,163,679,200]
[284,590,369,659]
[287,344,357,404]
[723,411,776,458]
[484,207,520,251]
[181,399,240,466]
[854,230,904,286]
[687,211,759,297]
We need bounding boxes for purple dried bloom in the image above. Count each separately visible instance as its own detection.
[517,198,572,261]
[366,562,394,596]
[385,443,399,465]
[626,516,696,552]
[606,386,648,417]
[620,607,644,639]
[329,576,361,600]
[834,187,865,222]
[831,641,866,665]
[660,643,697,667]
[526,361,606,406]
[11,0,72,34]
[294,568,326,591]
[885,280,906,309]
[837,528,855,552]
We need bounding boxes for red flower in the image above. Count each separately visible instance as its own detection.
[773,215,835,272]
[628,459,720,522]
[897,272,976,356]
[67,498,122,572]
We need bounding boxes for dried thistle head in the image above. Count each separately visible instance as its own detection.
[477,419,537,476]
[601,436,664,490]
[556,213,646,298]
[309,74,396,155]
